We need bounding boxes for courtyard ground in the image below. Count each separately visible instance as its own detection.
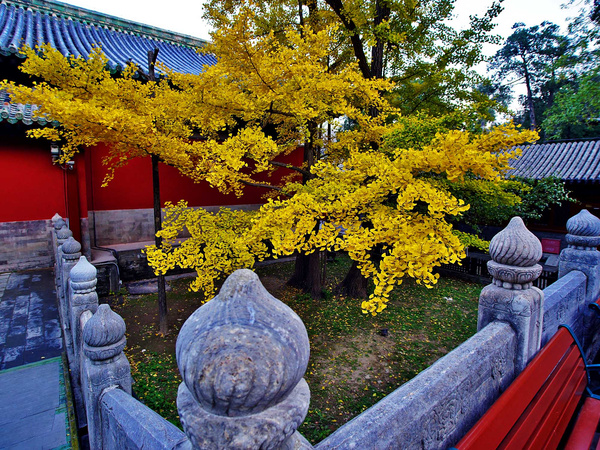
[110,255,482,443]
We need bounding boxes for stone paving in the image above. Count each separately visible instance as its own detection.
[0,269,63,369]
[0,269,73,449]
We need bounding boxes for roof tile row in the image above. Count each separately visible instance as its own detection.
[508,140,600,183]
[0,0,216,74]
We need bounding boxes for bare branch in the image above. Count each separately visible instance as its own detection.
[238,179,292,198]
[268,160,311,177]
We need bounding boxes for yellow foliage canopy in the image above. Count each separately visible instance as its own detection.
[147,124,537,315]
[2,16,538,315]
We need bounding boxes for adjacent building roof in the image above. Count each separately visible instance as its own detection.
[508,139,600,184]
[0,0,216,74]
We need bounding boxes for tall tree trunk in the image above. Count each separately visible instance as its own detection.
[288,122,323,298]
[336,260,368,298]
[370,0,390,79]
[288,252,309,289]
[152,154,168,335]
[288,251,323,299]
[340,1,390,297]
[523,60,537,130]
[147,48,168,335]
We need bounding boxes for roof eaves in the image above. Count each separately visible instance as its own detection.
[508,139,600,183]
[1,89,58,126]
[3,0,210,49]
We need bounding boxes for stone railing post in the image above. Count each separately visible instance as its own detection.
[478,217,544,372]
[60,238,81,341]
[558,209,600,354]
[177,269,313,449]
[52,216,65,292]
[69,255,100,425]
[558,209,600,302]
[70,256,99,361]
[52,214,66,254]
[81,304,131,449]
[55,224,73,301]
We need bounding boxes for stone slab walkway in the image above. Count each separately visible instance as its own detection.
[0,269,73,449]
[0,269,63,369]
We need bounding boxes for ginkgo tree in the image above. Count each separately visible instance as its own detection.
[4,11,538,317]
[2,21,394,318]
[148,122,537,315]
[161,17,396,298]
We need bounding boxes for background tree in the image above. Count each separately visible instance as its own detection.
[488,21,571,132]
[204,0,504,117]
[541,0,600,138]
[542,67,600,139]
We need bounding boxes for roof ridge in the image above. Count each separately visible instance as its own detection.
[538,136,600,144]
[2,0,209,48]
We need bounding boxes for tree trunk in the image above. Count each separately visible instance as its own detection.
[522,60,537,130]
[152,154,168,335]
[336,260,368,298]
[288,253,309,289]
[287,122,324,298]
[305,251,323,298]
[287,252,323,299]
[147,48,168,335]
[370,0,390,79]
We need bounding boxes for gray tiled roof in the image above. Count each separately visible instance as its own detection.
[508,140,600,183]
[0,0,216,74]
[0,0,217,126]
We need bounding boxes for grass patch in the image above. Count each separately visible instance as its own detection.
[111,254,481,444]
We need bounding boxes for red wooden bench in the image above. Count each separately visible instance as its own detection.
[452,324,600,449]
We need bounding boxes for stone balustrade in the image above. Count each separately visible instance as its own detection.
[50,210,600,449]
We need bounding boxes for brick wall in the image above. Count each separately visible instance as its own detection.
[91,205,261,247]
[0,219,54,272]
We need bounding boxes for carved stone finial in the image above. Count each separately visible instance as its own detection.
[54,216,66,231]
[83,304,126,361]
[80,304,131,450]
[70,256,97,294]
[51,213,62,224]
[565,209,600,250]
[177,269,310,449]
[487,217,543,290]
[61,237,82,261]
[56,225,72,245]
[489,217,542,266]
[479,217,544,372]
[559,209,600,311]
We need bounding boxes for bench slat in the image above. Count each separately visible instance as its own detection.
[499,346,586,449]
[565,397,600,450]
[456,328,576,449]
[526,363,586,449]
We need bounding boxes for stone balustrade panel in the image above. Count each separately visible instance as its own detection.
[100,388,190,450]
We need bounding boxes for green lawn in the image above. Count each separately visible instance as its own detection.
[112,255,482,444]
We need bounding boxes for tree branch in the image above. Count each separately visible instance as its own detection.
[323,0,371,79]
[239,179,292,198]
[269,160,311,177]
